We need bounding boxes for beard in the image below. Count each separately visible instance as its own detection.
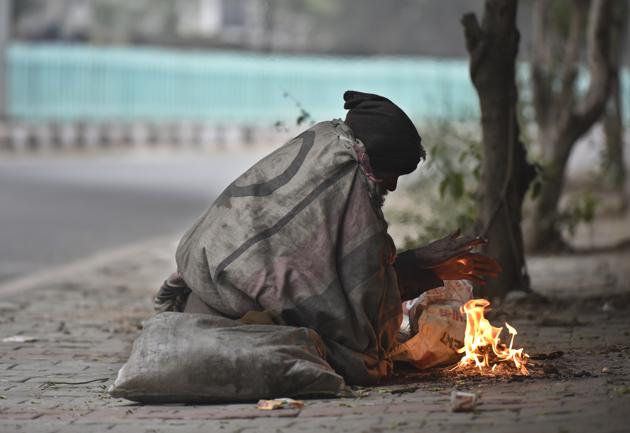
[368,180,389,209]
[365,178,390,228]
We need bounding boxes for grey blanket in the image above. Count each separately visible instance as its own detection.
[176,120,402,385]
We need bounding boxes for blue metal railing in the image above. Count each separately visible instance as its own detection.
[7,43,479,123]
[7,43,630,124]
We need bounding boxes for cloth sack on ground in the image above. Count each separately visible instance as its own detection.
[391,280,472,369]
[108,312,346,403]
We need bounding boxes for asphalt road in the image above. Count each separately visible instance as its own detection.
[0,151,266,283]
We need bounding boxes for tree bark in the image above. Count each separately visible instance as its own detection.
[603,72,626,209]
[528,0,614,252]
[603,0,627,210]
[462,0,535,299]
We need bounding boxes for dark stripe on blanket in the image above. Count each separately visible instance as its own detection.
[281,231,384,339]
[215,162,356,280]
[228,131,315,197]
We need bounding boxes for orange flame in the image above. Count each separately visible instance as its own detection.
[454,299,529,375]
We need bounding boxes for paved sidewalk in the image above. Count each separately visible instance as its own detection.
[0,238,629,433]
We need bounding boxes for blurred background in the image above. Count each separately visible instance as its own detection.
[0,0,628,284]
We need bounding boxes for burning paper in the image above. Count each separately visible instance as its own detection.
[392,280,472,369]
[454,299,529,375]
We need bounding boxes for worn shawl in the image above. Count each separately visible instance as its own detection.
[175,120,402,384]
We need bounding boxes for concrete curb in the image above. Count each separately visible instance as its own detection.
[0,120,298,154]
[0,236,176,298]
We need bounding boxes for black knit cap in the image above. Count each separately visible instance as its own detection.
[343,90,425,176]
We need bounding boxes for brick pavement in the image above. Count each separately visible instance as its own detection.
[1,237,629,433]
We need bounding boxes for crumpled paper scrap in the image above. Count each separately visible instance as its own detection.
[256,398,305,410]
[450,390,479,412]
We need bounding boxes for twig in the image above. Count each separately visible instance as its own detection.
[39,377,109,389]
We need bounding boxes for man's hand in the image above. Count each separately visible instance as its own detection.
[412,229,502,285]
[433,253,502,285]
[413,229,487,268]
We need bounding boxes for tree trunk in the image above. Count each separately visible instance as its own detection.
[462,0,535,299]
[603,0,627,210]
[603,72,627,209]
[529,134,575,251]
[528,0,614,252]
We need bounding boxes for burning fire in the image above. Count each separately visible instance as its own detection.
[454,299,529,375]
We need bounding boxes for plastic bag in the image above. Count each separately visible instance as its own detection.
[391,280,472,369]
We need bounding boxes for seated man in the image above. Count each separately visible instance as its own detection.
[155,90,501,385]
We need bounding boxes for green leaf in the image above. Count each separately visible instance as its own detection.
[449,173,465,199]
[439,177,449,198]
[530,179,542,199]
[582,195,597,223]
[458,150,469,163]
[472,165,481,182]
